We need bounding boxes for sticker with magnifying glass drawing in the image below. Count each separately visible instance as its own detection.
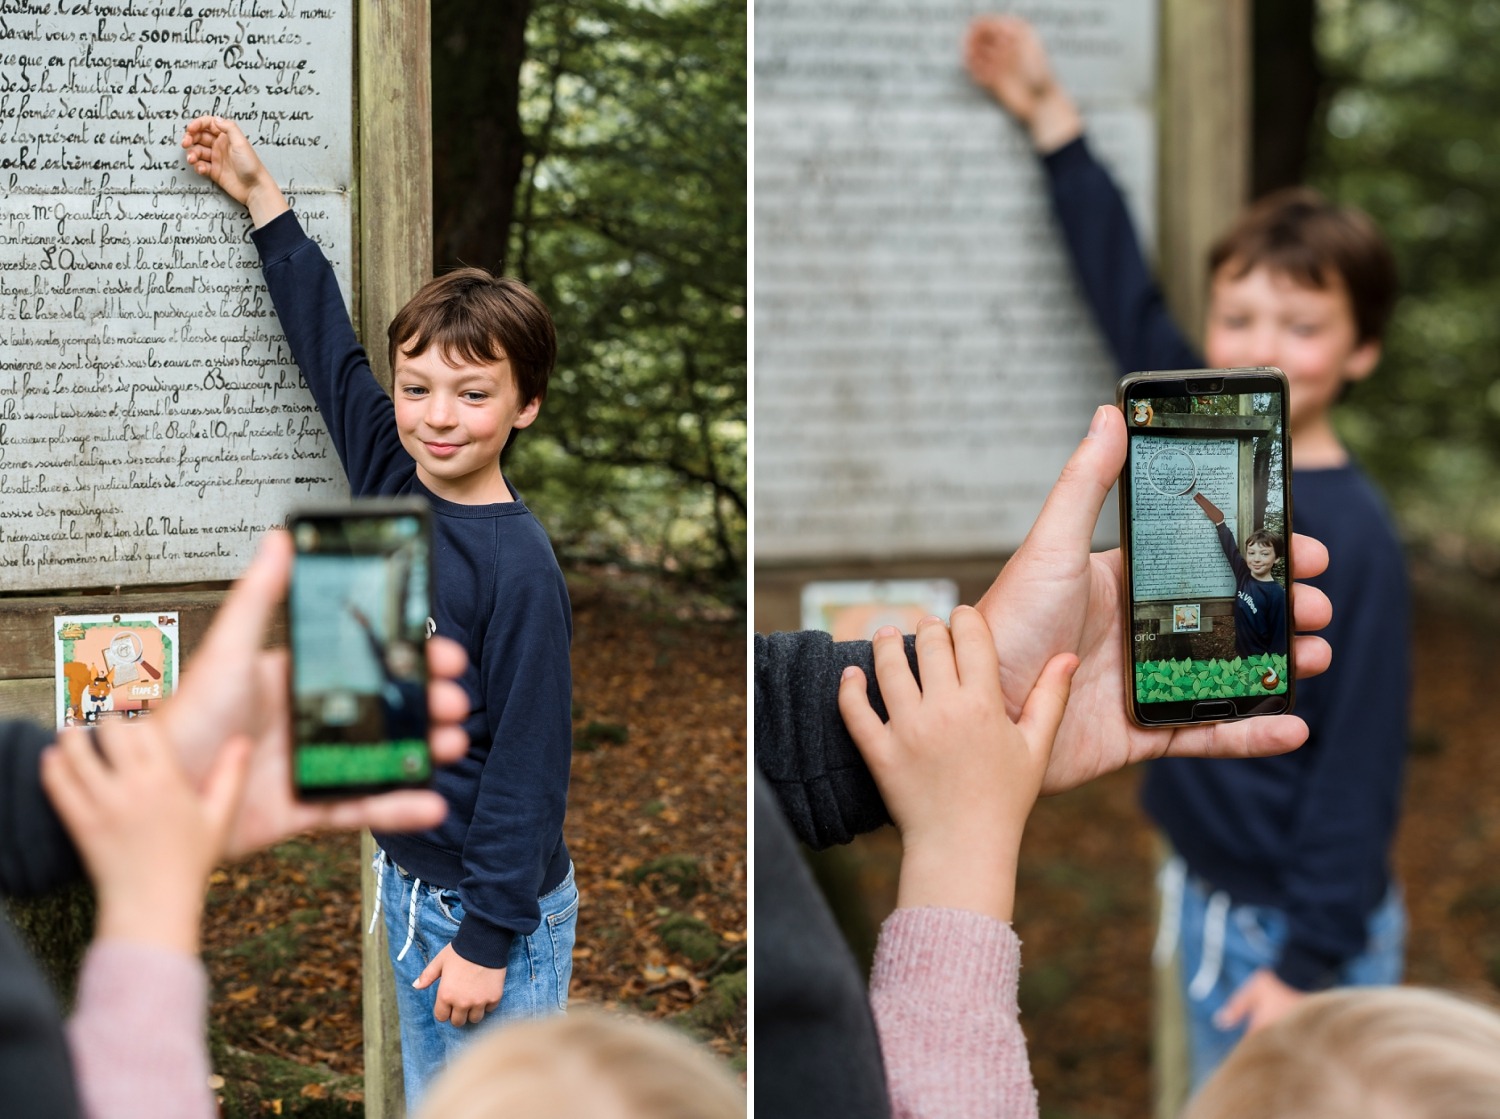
[55,612,179,729]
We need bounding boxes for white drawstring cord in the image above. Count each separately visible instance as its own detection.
[397,874,422,962]
[367,848,387,935]
[1188,889,1232,1001]
[1153,856,1186,968]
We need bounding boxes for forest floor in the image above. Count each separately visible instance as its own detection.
[200,567,746,1117]
[829,576,1500,1119]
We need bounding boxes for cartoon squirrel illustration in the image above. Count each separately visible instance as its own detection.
[63,661,115,724]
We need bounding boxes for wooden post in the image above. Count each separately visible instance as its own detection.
[1154,5,1250,1116]
[1157,0,1251,344]
[357,2,432,1114]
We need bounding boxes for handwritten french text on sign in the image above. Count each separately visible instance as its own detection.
[0,3,353,591]
[755,0,1157,561]
[1129,436,1238,600]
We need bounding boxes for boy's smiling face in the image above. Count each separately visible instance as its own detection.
[1203,263,1381,435]
[1245,539,1278,580]
[392,344,540,504]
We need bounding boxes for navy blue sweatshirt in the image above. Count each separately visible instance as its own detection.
[0,720,85,1119]
[252,212,573,968]
[1213,522,1288,657]
[1043,137,1410,990]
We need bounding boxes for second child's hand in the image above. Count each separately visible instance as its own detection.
[181,115,290,228]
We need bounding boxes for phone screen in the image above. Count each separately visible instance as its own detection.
[288,503,433,797]
[1118,369,1293,725]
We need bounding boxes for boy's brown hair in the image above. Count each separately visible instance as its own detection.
[387,268,557,407]
[1246,529,1282,560]
[1208,188,1398,345]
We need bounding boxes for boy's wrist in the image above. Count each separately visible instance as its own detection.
[245,179,291,229]
[1028,88,1083,154]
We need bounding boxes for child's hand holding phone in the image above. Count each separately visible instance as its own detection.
[837,607,1078,922]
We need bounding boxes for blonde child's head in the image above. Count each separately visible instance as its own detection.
[1183,986,1500,1119]
[414,1009,744,1119]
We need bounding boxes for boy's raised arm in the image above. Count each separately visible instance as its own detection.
[181,116,290,228]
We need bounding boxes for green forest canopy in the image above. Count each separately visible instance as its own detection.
[1313,0,1500,574]
[501,0,746,600]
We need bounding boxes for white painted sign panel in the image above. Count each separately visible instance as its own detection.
[0,1,353,590]
[755,0,1157,561]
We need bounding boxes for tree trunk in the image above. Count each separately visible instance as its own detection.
[431,0,532,274]
[1252,0,1323,197]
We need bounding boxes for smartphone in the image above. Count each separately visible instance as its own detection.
[1117,368,1294,726]
[287,500,434,799]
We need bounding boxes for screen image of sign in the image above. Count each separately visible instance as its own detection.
[1122,386,1289,708]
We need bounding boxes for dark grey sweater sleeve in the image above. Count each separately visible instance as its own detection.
[0,721,81,898]
[754,631,919,849]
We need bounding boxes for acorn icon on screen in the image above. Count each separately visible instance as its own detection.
[1260,667,1281,690]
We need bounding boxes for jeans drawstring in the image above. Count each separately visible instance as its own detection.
[1153,856,1186,968]
[397,874,422,961]
[1188,889,1232,1001]
[367,848,388,935]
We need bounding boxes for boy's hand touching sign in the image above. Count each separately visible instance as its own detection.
[181,116,291,229]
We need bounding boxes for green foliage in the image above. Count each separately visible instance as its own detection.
[658,910,721,964]
[1134,654,1290,703]
[510,0,746,597]
[1313,0,1500,570]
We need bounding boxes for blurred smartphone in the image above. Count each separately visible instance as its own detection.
[287,500,433,799]
[1117,368,1294,726]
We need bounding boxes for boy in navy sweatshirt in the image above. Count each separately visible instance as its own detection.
[1192,492,1288,658]
[182,116,577,1110]
[966,16,1408,1089]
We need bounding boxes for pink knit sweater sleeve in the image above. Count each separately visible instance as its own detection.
[869,907,1039,1119]
[65,940,216,1119]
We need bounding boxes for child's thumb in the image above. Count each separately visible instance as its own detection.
[836,665,887,757]
[413,955,443,990]
[1017,653,1079,759]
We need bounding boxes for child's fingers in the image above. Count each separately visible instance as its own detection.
[1016,653,1080,763]
[948,605,1001,692]
[837,665,889,754]
[57,724,114,798]
[38,744,95,839]
[871,625,922,712]
[911,616,957,695]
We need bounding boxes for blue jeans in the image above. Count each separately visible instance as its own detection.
[375,852,578,1112]
[1171,867,1404,1091]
